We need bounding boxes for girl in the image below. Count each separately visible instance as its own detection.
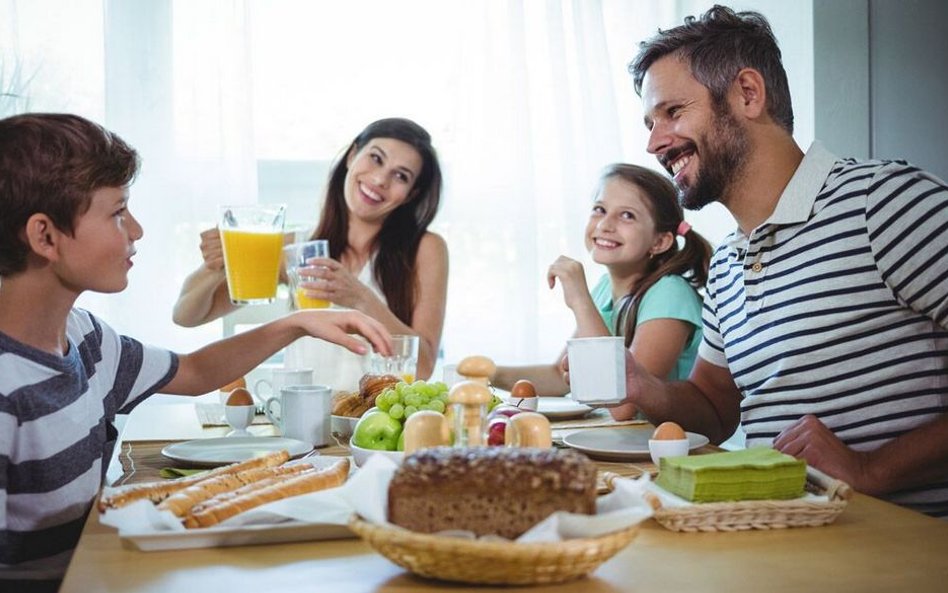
[173,118,447,379]
[493,163,711,420]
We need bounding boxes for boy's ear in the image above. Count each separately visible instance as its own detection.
[23,213,63,261]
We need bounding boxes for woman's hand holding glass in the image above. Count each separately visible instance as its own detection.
[297,257,372,310]
[284,240,331,309]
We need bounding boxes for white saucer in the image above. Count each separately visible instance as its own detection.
[536,397,593,419]
[562,427,708,461]
[161,436,313,467]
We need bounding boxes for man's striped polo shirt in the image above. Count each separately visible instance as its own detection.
[699,142,948,517]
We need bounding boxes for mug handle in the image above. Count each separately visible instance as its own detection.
[255,378,274,400]
[264,396,282,427]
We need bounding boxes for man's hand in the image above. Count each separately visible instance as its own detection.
[199,227,225,271]
[773,414,875,493]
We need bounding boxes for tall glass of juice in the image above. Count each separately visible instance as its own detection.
[219,204,286,305]
[283,240,331,309]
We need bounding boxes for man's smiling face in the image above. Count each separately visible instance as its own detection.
[641,55,750,210]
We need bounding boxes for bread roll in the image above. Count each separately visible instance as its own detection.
[388,447,596,539]
[331,374,399,417]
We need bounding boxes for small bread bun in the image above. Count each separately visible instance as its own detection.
[219,377,247,393]
[456,355,496,379]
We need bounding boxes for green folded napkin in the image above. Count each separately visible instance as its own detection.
[656,447,806,503]
[159,468,208,479]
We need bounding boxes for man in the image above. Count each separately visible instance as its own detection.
[622,5,947,517]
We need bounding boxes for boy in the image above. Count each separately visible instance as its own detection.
[0,113,392,591]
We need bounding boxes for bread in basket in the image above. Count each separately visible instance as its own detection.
[348,515,640,585]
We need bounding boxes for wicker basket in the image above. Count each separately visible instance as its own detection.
[648,466,852,532]
[348,516,641,585]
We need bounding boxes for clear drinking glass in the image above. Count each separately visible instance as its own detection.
[283,240,331,309]
[219,204,286,305]
[368,334,420,382]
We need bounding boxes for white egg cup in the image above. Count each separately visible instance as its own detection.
[224,404,255,437]
[648,438,690,466]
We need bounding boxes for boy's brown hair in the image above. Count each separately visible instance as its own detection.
[0,113,139,276]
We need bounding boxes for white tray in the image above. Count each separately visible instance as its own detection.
[120,520,354,551]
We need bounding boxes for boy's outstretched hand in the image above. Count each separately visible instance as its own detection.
[294,309,392,357]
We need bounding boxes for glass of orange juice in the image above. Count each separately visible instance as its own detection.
[367,334,420,382]
[219,204,286,305]
[283,240,331,309]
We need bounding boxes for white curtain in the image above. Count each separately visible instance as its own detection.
[1,0,812,366]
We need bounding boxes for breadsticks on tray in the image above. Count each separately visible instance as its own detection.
[183,458,350,528]
[98,450,290,511]
[99,451,349,529]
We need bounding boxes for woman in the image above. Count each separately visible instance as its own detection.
[492,163,711,420]
[173,118,447,379]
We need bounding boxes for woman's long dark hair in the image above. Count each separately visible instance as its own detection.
[603,164,712,347]
[311,118,442,324]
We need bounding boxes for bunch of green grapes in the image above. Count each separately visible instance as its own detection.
[375,380,450,421]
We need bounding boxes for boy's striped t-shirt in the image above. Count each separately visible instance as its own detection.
[0,309,177,583]
[699,142,948,517]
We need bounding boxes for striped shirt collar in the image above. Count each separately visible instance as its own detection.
[765,141,838,225]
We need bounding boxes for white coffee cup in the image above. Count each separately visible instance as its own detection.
[566,336,626,405]
[254,368,314,400]
[264,384,332,446]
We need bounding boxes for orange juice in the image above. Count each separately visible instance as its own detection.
[221,229,283,302]
[294,287,330,309]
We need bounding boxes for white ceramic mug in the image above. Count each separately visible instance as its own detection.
[264,384,332,446]
[254,368,314,400]
[566,336,626,405]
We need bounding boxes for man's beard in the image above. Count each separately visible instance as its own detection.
[678,104,750,211]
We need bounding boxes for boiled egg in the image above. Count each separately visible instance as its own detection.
[510,379,537,399]
[225,387,254,407]
[652,421,686,441]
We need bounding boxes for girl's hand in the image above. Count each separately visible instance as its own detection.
[547,256,590,310]
[294,309,392,357]
[297,257,372,310]
[199,227,225,271]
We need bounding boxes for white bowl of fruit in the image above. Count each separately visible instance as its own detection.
[348,379,452,466]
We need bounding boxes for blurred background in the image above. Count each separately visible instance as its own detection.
[1,0,945,367]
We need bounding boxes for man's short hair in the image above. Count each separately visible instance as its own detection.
[0,113,139,276]
[628,4,794,134]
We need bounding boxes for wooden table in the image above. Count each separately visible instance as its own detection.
[61,398,948,593]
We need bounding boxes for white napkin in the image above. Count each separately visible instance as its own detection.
[101,452,654,542]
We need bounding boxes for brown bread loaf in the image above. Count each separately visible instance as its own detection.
[387,447,596,539]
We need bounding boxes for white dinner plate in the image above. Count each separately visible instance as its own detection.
[536,397,593,419]
[161,436,314,467]
[562,427,709,461]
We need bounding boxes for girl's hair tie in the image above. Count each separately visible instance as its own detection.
[676,220,692,236]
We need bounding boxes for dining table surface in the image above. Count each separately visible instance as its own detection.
[60,393,948,593]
